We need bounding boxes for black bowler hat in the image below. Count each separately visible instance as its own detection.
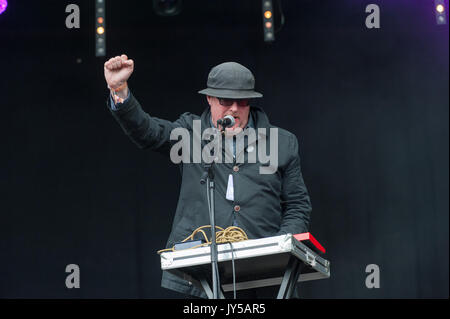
[198,62,263,99]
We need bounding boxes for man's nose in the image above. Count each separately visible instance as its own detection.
[229,102,239,111]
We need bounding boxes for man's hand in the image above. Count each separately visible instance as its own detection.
[104,54,134,92]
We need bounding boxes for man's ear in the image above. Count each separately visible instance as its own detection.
[206,95,212,106]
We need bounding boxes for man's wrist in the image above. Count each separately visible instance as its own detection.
[109,82,129,103]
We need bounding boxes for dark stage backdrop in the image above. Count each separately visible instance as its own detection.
[1,0,448,298]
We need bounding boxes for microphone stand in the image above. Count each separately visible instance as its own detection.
[199,123,225,299]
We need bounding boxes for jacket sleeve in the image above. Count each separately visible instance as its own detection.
[278,134,312,235]
[107,91,189,155]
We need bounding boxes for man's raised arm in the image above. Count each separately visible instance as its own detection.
[104,55,187,154]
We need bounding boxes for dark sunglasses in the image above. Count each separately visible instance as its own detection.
[217,98,250,107]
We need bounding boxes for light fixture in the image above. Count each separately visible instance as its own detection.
[0,0,7,15]
[262,0,275,42]
[96,0,106,57]
[435,0,447,25]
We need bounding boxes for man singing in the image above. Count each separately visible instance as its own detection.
[104,54,312,298]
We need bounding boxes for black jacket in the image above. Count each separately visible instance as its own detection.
[107,92,312,297]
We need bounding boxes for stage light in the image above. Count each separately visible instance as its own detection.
[0,0,7,15]
[96,0,106,56]
[153,0,182,17]
[435,0,447,25]
[262,0,275,42]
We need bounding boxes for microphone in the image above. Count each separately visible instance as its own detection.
[217,115,235,129]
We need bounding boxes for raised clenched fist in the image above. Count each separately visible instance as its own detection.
[104,54,134,90]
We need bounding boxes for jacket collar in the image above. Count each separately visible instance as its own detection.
[200,105,271,133]
[200,106,271,159]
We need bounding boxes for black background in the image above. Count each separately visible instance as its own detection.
[1,0,448,298]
